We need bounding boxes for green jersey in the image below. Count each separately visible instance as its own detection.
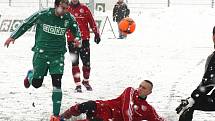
[10,8,81,53]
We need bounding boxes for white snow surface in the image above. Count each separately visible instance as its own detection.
[1,5,215,121]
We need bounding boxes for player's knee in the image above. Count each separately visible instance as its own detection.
[51,74,62,88]
[82,56,90,67]
[32,78,43,88]
[83,62,90,67]
[72,62,79,66]
[78,101,96,113]
[71,56,79,66]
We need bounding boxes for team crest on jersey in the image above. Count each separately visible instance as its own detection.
[141,105,147,111]
[79,8,84,13]
[64,20,69,27]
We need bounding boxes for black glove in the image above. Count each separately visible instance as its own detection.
[94,33,101,44]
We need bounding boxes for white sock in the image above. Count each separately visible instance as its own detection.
[187,97,195,107]
[75,82,81,86]
[179,97,195,115]
[83,78,89,82]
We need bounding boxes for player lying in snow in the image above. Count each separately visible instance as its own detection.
[60,80,165,121]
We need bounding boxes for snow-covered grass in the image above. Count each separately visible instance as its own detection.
[1,5,215,121]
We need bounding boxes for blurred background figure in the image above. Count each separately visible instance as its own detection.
[113,0,130,39]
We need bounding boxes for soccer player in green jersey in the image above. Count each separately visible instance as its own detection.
[4,0,81,120]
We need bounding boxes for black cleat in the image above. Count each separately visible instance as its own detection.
[176,99,189,114]
[75,85,82,93]
[82,81,92,91]
[176,97,194,115]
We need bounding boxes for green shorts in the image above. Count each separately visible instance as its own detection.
[32,52,65,79]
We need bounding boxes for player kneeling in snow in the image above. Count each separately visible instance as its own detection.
[60,80,164,121]
[176,26,215,121]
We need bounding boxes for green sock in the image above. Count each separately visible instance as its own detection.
[52,87,62,116]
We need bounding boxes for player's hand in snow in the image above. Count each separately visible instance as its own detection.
[4,37,15,48]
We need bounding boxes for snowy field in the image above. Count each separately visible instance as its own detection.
[1,5,215,121]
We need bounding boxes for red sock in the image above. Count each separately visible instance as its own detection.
[72,66,81,85]
[82,66,91,80]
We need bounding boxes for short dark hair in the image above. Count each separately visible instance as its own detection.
[55,0,69,6]
[144,80,153,87]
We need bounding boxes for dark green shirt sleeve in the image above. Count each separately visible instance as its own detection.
[68,14,81,41]
[10,11,40,40]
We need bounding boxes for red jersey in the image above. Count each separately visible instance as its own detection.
[66,3,99,41]
[94,87,164,121]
